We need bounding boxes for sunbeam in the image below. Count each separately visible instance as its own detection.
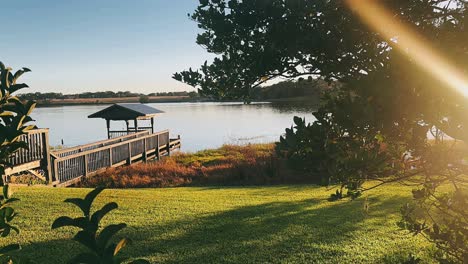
[346,0,468,97]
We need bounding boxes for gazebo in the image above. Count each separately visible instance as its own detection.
[88,103,165,139]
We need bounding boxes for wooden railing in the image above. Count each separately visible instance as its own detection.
[53,131,150,158]
[5,129,52,180]
[4,129,52,181]
[50,130,178,185]
[9,129,50,166]
[108,129,152,139]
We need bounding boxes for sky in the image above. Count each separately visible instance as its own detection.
[1,0,212,94]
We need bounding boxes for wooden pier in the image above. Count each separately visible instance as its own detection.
[5,129,181,187]
[4,104,181,187]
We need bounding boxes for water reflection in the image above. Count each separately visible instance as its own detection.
[269,101,318,113]
[31,102,316,152]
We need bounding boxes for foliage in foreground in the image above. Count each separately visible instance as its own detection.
[0,185,21,261]
[52,187,149,264]
[0,61,36,262]
[0,62,36,182]
[79,144,314,188]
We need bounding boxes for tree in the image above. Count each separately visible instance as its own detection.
[175,1,468,262]
[139,95,150,104]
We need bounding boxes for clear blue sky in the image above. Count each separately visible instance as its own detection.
[1,1,211,94]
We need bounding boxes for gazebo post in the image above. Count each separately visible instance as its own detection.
[134,119,138,133]
[106,119,111,139]
[125,120,130,135]
[151,117,154,133]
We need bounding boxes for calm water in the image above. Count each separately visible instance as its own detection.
[31,102,316,152]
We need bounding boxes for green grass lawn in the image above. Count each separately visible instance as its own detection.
[4,184,434,263]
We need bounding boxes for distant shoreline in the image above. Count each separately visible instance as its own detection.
[33,95,319,108]
[34,96,207,107]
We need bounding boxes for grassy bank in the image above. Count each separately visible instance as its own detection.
[5,184,433,263]
[79,144,314,188]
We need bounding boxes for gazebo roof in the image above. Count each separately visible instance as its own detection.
[88,103,165,120]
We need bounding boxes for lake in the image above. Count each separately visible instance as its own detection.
[31,102,316,152]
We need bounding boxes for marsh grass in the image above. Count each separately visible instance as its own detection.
[79,144,310,188]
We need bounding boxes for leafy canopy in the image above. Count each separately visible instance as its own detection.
[176,1,468,262]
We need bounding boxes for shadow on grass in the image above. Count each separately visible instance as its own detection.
[132,195,411,263]
[16,195,412,263]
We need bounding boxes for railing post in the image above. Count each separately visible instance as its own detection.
[54,158,59,183]
[127,142,132,165]
[84,154,88,177]
[142,138,147,162]
[166,132,171,156]
[156,134,160,160]
[42,130,53,184]
[109,147,113,166]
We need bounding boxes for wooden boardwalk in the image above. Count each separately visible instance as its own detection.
[6,129,181,187]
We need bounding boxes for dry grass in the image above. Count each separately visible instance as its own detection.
[79,144,309,188]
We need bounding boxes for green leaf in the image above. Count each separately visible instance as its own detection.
[10,225,19,234]
[0,198,16,204]
[51,216,87,229]
[1,206,13,217]
[3,207,15,221]
[9,84,29,94]
[73,231,97,251]
[1,67,11,90]
[63,198,86,215]
[51,216,75,229]
[1,226,11,237]
[63,187,106,218]
[12,68,31,85]
[24,101,36,116]
[0,111,14,117]
[2,185,9,200]
[96,223,126,250]
[91,202,118,226]
[114,238,131,256]
[0,244,20,255]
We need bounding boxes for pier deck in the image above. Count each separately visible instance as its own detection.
[6,129,181,187]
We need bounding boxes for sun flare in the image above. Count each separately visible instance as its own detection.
[346,0,468,97]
